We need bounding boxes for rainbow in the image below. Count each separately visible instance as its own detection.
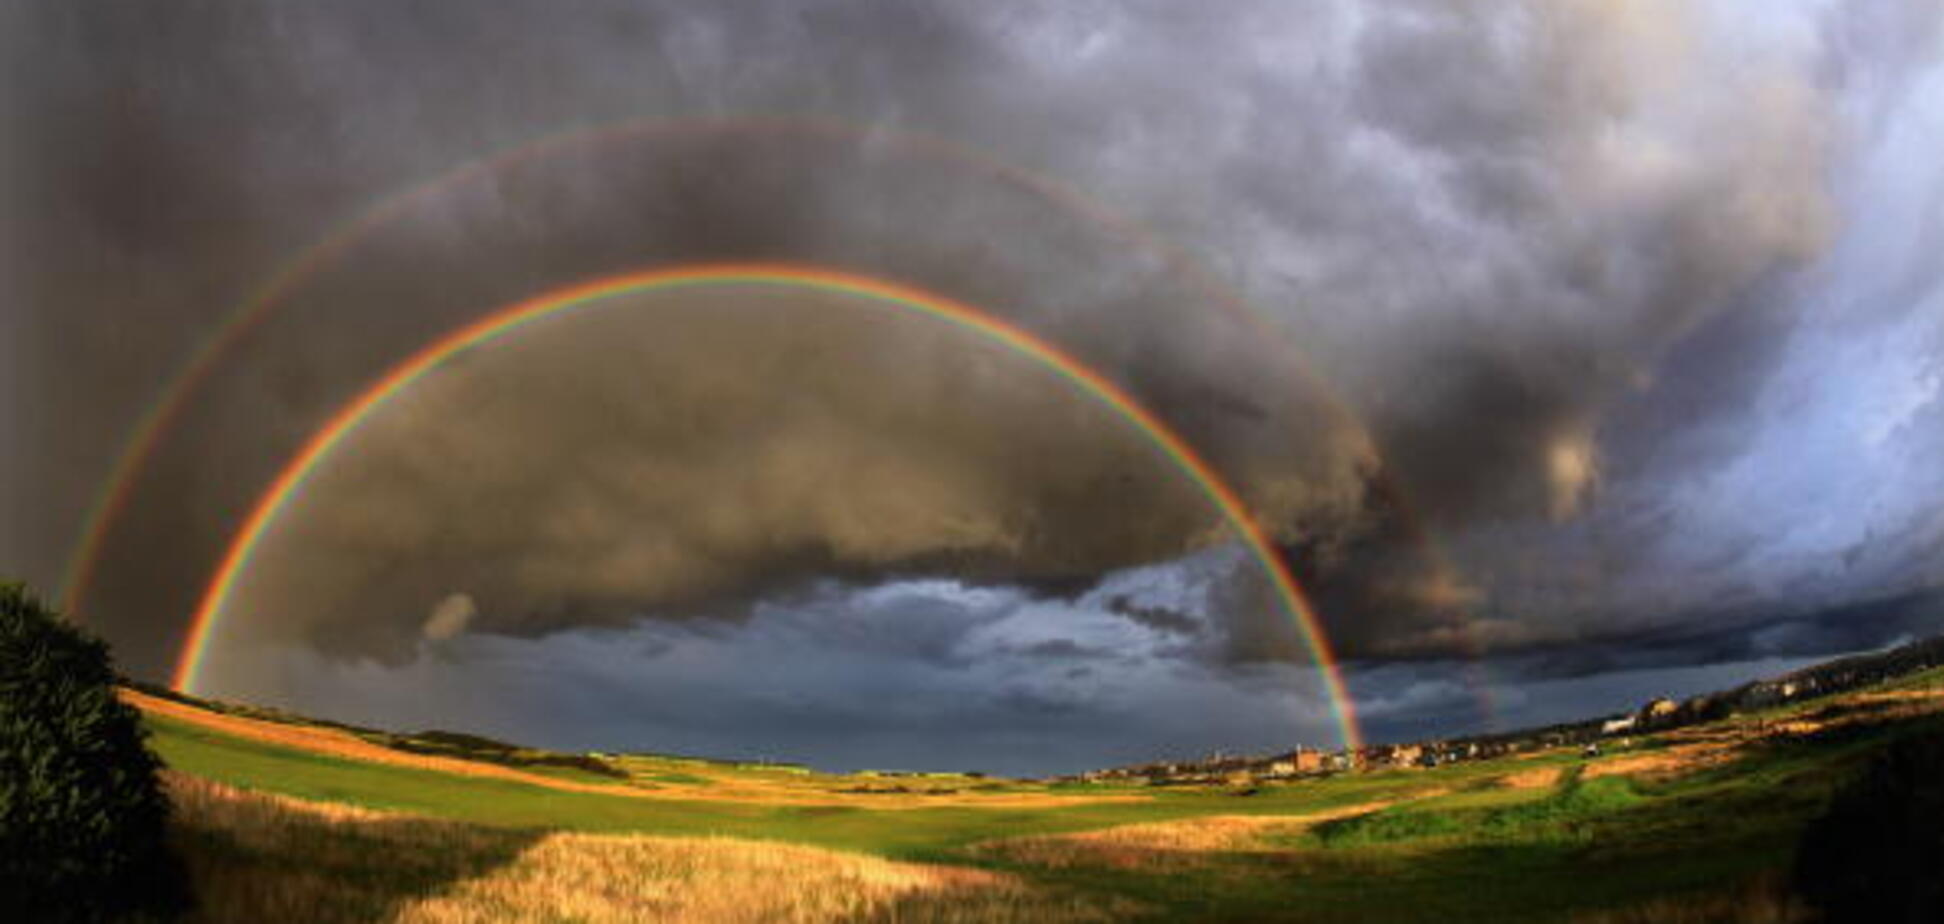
[59,115,1375,618]
[62,115,1488,735]
[59,114,1234,615]
[170,264,1366,752]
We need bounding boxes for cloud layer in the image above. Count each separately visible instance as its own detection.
[6,0,1943,759]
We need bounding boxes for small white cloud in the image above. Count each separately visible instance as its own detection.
[422,592,477,641]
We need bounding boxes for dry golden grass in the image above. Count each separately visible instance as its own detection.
[977,800,1394,871]
[1497,767,1563,789]
[1581,745,1736,782]
[1849,688,1944,703]
[166,773,1128,923]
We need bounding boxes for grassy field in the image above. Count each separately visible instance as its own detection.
[141,675,1944,921]
[167,773,1124,923]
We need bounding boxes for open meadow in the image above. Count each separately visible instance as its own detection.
[136,667,1944,922]
[15,5,1944,920]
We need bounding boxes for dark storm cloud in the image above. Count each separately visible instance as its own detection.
[1493,588,1944,683]
[6,0,1374,675]
[217,577,1345,775]
[7,0,1944,720]
[217,285,1262,661]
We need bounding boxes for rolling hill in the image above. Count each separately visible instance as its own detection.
[136,646,1944,921]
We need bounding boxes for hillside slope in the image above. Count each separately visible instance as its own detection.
[139,660,1944,921]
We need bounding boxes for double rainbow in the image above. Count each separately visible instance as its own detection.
[170,264,1365,752]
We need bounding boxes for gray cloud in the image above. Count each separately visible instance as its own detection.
[209,577,1342,775]
[6,0,1944,762]
[1104,596,1201,637]
[218,285,1259,661]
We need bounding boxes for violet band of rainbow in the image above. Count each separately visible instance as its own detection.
[170,263,1365,753]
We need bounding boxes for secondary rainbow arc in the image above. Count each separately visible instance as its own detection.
[53,112,1488,732]
[172,264,1366,752]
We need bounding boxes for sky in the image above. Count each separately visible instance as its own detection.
[4,0,1942,776]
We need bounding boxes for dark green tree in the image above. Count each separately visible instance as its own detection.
[1,583,190,921]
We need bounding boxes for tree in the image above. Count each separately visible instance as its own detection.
[1,582,190,921]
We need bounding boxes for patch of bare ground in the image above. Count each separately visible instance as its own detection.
[167,773,1127,923]
[977,799,1400,871]
[131,689,1123,810]
[1498,766,1562,789]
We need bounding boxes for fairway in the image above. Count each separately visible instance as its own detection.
[146,707,1448,858]
[134,668,1944,921]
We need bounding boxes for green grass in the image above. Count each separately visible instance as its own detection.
[147,711,1396,859]
[146,685,1944,921]
[1399,779,1562,813]
[997,748,1838,922]
[1309,769,1653,849]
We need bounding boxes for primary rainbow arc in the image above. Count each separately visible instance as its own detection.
[172,264,1364,752]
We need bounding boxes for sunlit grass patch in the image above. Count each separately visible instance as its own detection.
[168,774,1128,923]
[1309,771,1668,850]
[135,676,1944,921]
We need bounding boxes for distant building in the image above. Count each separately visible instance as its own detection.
[1263,747,1325,777]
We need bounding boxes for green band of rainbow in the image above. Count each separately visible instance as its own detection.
[171,264,1365,752]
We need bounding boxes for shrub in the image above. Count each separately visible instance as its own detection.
[1793,731,1944,922]
[0,583,190,921]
